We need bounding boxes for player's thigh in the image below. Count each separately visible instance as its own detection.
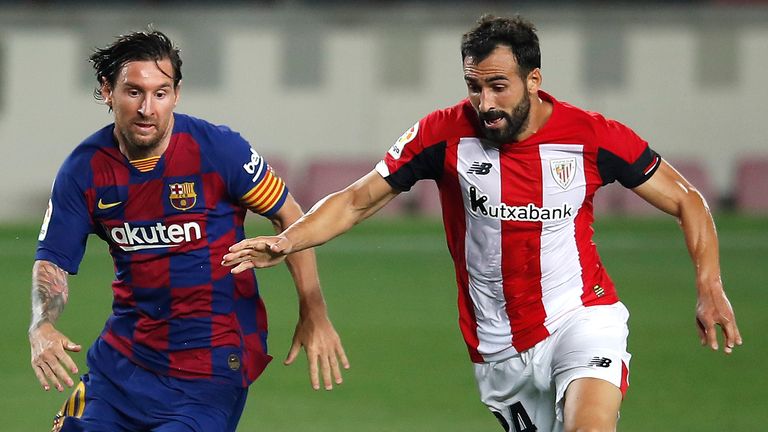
[152,378,248,432]
[54,374,134,432]
[562,377,621,432]
[474,357,559,432]
[552,303,631,427]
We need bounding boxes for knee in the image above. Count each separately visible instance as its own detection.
[563,412,618,432]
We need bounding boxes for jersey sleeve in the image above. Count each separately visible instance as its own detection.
[375,113,446,192]
[206,125,288,217]
[594,117,662,188]
[35,167,94,275]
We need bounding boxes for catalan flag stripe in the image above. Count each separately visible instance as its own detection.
[129,156,161,173]
[253,183,285,213]
[243,172,276,202]
[243,171,278,203]
[241,170,286,214]
[247,179,283,213]
[251,176,280,207]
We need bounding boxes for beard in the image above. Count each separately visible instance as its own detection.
[478,92,531,145]
[116,118,168,158]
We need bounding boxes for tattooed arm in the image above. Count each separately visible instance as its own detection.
[29,260,81,392]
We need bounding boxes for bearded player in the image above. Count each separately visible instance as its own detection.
[30,29,348,432]
[223,14,741,432]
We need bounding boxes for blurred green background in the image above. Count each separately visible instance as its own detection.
[3,215,766,431]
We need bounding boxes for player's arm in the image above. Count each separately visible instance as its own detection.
[224,170,399,271]
[29,260,82,392]
[268,192,351,390]
[631,159,742,354]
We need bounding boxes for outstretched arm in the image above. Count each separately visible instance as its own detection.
[223,170,399,271]
[29,260,82,392]
[631,160,742,354]
[267,193,352,390]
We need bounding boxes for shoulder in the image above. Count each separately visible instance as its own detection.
[58,124,116,178]
[174,113,246,145]
[174,113,254,159]
[393,99,476,156]
[173,114,260,179]
[546,92,640,142]
[421,99,477,141]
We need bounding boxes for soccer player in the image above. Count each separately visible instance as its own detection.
[29,29,348,431]
[222,14,742,432]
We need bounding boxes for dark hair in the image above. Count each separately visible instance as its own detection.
[89,28,182,101]
[461,14,541,78]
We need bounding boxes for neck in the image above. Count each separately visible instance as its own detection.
[115,117,174,161]
[516,94,552,141]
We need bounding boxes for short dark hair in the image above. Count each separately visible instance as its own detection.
[89,28,182,101]
[461,14,541,78]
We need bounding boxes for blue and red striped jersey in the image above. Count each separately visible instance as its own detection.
[36,113,289,386]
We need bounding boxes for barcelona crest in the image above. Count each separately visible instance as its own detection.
[169,182,197,211]
[550,158,577,190]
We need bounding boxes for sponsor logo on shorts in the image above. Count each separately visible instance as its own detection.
[587,357,612,368]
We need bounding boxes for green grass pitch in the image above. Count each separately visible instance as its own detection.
[2,215,766,431]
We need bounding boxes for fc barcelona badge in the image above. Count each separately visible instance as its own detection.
[550,158,577,190]
[169,182,197,211]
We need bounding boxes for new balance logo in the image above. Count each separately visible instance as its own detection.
[587,357,612,368]
[467,162,493,175]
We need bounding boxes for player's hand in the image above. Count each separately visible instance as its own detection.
[285,309,349,391]
[695,281,742,355]
[29,322,81,392]
[222,235,293,273]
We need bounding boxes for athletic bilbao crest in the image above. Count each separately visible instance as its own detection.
[169,182,197,211]
[550,158,577,190]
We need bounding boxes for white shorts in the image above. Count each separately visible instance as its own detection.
[473,303,631,432]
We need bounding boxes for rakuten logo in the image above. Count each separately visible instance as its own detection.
[468,187,574,222]
[108,222,202,251]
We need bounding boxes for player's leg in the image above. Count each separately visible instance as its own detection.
[552,303,631,432]
[474,354,559,432]
[562,377,621,431]
[147,373,248,432]
[52,373,133,432]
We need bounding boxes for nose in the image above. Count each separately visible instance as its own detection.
[138,94,153,116]
[478,87,495,113]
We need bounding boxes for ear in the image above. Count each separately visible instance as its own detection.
[173,80,182,106]
[526,68,542,94]
[99,77,113,106]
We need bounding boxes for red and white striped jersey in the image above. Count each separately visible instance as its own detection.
[375,91,660,363]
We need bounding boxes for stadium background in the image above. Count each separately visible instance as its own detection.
[1,1,766,431]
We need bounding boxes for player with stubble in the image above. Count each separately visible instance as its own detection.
[222,15,742,432]
[29,29,348,431]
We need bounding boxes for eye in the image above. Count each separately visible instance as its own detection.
[128,89,140,97]
[466,83,481,94]
[155,91,167,99]
[493,85,506,92]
